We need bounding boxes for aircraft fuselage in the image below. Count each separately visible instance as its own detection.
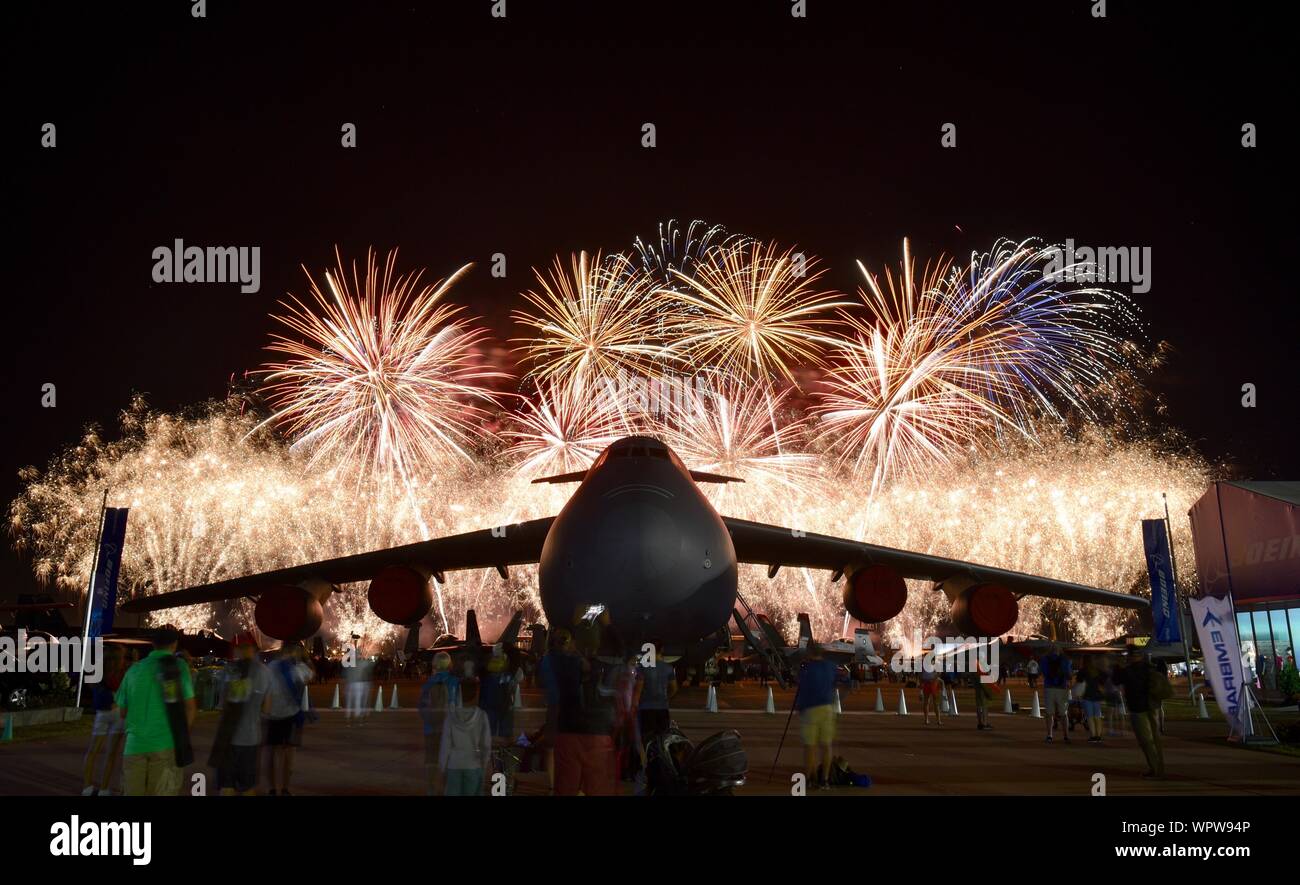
[536,437,738,649]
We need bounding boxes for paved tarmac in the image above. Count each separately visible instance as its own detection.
[3,681,1297,796]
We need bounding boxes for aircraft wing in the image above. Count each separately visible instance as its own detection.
[722,516,1148,609]
[120,516,556,613]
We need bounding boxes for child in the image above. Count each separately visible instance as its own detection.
[440,677,491,796]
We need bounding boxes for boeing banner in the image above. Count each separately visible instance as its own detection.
[86,507,129,639]
[1189,593,1250,735]
[1142,518,1181,644]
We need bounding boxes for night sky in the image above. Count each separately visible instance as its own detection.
[4,0,1294,598]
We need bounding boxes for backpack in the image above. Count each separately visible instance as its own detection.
[1043,655,1062,681]
[158,654,194,768]
[1148,665,1173,702]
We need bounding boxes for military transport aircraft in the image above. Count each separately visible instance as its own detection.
[122,436,1148,654]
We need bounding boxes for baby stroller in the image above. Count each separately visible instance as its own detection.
[644,724,747,796]
[1067,698,1086,732]
[491,726,546,795]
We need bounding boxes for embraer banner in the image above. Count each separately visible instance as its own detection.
[1142,519,1181,644]
[1189,594,1250,735]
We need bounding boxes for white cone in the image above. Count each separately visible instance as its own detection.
[949,688,959,716]
[513,681,523,710]
[897,690,909,716]
[1197,693,1210,720]
[874,688,885,712]
[834,690,843,714]
[1003,688,1014,714]
[765,687,776,714]
[706,685,718,712]
[302,685,311,711]
[940,690,950,714]
[374,686,384,712]
[330,684,340,709]
[1029,691,1042,718]
[389,684,399,709]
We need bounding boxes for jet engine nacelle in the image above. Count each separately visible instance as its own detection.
[944,578,1019,637]
[367,565,433,626]
[254,579,331,641]
[842,562,907,623]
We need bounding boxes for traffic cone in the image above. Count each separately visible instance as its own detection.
[1197,693,1210,720]
[706,685,718,712]
[1003,688,1013,713]
[834,690,843,714]
[1029,691,1042,718]
[374,686,384,712]
[1,713,12,742]
[873,688,885,712]
[389,684,399,709]
[513,681,523,710]
[949,688,959,716]
[302,685,311,711]
[765,687,776,714]
[897,690,909,715]
[330,684,340,708]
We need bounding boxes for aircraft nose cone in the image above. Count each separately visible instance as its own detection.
[596,498,682,587]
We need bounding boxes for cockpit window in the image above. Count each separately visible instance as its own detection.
[604,440,671,460]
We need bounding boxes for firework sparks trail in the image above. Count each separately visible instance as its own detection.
[513,251,671,394]
[7,398,565,649]
[8,235,1204,652]
[503,377,633,478]
[940,237,1143,429]
[8,402,1207,649]
[657,376,820,513]
[663,240,850,386]
[633,219,743,293]
[256,248,509,630]
[816,238,1141,493]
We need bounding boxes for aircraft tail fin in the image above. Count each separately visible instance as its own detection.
[528,623,549,656]
[530,470,588,484]
[496,610,525,648]
[465,610,482,649]
[797,612,814,648]
[688,470,744,484]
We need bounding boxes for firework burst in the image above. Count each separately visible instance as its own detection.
[513,251,669,392]
[816,238,1142,491]
[503,377,632,478]
[633,219,741,292]
[662,240,849,385]
[7,233,1199,653]
[944,237,1142,428]
[258,248,507,483]
[658,377,819,512]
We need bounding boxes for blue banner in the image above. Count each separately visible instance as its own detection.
[87,507,129,639]
[1142,518,1181,644]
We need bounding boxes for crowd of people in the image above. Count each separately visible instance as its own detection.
[79,620,1182,796]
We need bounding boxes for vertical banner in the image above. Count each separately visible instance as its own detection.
[1142,518,1181,644]
[1189,594,1249,734]
[87,507,129,639]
